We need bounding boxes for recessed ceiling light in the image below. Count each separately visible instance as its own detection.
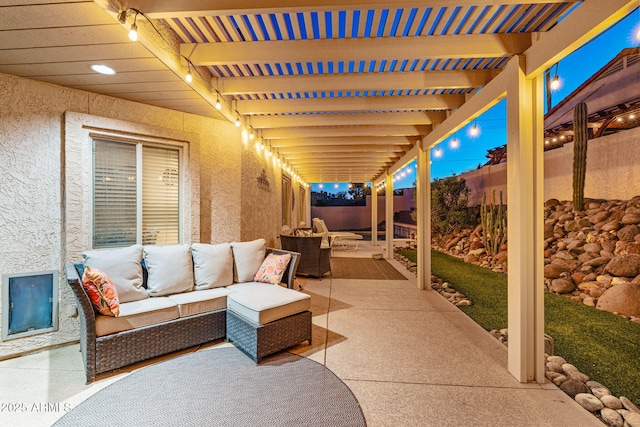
[90,64,116,75]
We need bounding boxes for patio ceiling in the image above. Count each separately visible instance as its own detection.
[1,1,633,183]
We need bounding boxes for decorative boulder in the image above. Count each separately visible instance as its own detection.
[596,283,640,317]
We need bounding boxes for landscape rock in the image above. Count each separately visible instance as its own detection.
[601,395,623,410]
[600,408,624,427]
[604,254,640,277]
[622,412,640,427]
[550,278,575,294]
[596,283,640,317]
[621,396,640,414]
[622,213,640,225]
[617,225,640,242]
[575,393,604,412]
[559,379,589,397]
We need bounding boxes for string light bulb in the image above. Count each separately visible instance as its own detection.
[215,94,222,110]
[550,63,561,91]
[185,62,193,83]
[128,12,139,41]
[449,135,459,149]
[235,114,241,127]
[469,120,480,137]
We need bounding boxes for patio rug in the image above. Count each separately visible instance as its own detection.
[331,257,407,280]
[55,347,366,427]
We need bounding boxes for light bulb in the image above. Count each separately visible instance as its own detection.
[235,116,241,127]
[434,148,443,158]
[185,71,193,83]
[215,98,222,110]
[128,22,138,41]
[469,123,480,137]
[550,75,560,91]
[449,137,459,149]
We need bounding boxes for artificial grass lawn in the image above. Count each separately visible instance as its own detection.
[396,249,640,405]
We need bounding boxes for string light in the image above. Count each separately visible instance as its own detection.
[550,63,561,91]
[434,148,443,158]
[128,11,139,41]
[235,114,241,127]
[469,120,480,137]
[185,62,193,83]
[449,135,460,149]
[215,93,222,110]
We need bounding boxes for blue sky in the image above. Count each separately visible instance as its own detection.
[311,9,640,194]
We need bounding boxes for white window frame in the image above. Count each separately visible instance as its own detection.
[90,136,184,249]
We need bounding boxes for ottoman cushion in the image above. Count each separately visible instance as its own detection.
[227,285,310,325]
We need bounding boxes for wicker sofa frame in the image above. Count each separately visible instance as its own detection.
[66,247,300,383]
[280,235,331,279]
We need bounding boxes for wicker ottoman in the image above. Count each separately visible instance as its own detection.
[226,285,312,363]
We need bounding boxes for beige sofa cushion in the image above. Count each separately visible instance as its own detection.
[144,244,194,296]
[167,288,233,317]
[227,284,310,325]
[231,239,266,283]
[95,297,179,337]
[191,243,233,290]
[83,244,148,303]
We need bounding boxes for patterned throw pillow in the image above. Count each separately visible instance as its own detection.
[82,266,120,317]
[253,253,292,285]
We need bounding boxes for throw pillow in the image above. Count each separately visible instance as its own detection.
[82,244,148,303]
[81,266,120,317]
[144,244,195,296]
[231,238,266,282]
[191,243,234,290]
[254,253,292,285]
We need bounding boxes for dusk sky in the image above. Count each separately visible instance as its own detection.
[312,9,640,194]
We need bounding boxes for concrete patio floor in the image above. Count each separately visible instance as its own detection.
[0,242,603,426]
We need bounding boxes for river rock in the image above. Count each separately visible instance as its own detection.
[548,355,567,365]
[618,225,640,242]
[545,198,560,207]
[604,254,640,277]
[551,278,575,294]
[615,241,640,255]
[584,256,611,268]
[555,250,576,260]
[590,210,610,224]
[559,379,589,397]
[621,396,640,413]
[601,395,623,409]
[546,362,564,373]
[596,283,640,317]
[545,263,567,279]
[601,221,622,232]
[622,412,640,427]
[600,408,624,427]
[622,213,640,225]
[575,393,604,412]
[591,386,612,399]
[583,242,602,253]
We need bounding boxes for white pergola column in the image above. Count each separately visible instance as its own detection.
[416,144,431,290]
[506,55,546,383]
[371,183,378,246]
[385,172,393,259]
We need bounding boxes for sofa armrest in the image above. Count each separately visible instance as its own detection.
[65,263,98,383]
[266,247,300,289]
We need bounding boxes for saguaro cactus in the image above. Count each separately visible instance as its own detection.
[480,190,507,256]
[572,101,588,211]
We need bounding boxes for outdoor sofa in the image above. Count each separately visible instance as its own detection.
[66,239,312,383]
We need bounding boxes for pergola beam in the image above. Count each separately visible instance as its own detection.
[262,125,429,139]
[251,112,445,128]
[218,70,499,95]
[269,136,414,147]
[238,94,465,115]
[183,34,532,65]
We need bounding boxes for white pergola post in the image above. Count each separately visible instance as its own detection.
[416,143,431,290]
[506,55,546,383]
[385,172,394,259]
[371,183,378,246]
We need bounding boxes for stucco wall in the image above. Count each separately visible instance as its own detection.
[0,72,282,359]
[462,126,640,206]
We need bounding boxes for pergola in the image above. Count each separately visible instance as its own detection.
[2,0,637,383]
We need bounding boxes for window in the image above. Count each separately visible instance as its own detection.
[92,139,181,249]
[282,175,292,226]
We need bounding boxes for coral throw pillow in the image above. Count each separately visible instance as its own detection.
[82,266,120,317]
[254,253,292,285]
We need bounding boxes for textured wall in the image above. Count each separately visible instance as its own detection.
[0,72,281,359]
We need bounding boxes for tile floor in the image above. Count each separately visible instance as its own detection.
[0,242,603,426]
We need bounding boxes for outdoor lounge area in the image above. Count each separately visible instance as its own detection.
[1,1,639,426]
[0,243,604,426]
